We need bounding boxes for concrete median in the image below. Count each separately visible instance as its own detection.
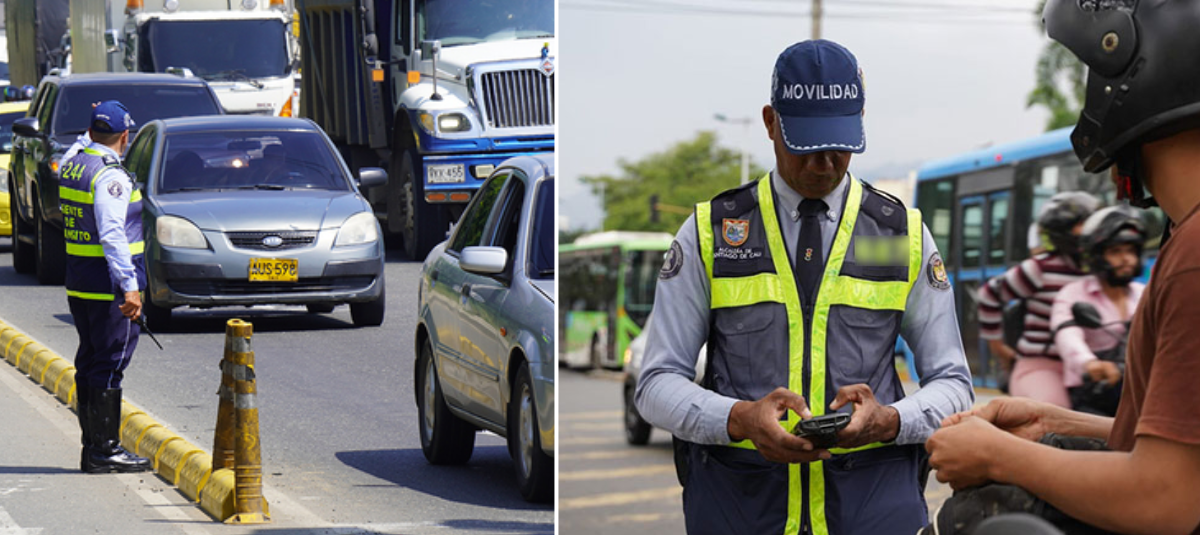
[0,319,235,522]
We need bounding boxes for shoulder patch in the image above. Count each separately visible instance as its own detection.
[102,154,121,167]
[659,240,684,280]
[926,252,950,291]
[106,180,124,198]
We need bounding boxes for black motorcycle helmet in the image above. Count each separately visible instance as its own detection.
[1080,206,1146,285]
[1044,0,1200,208]
[1038,191,1100,263]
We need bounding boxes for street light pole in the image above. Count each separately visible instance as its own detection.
[714,113,752,185]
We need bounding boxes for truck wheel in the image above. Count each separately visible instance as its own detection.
[397,151,445,262]
[11,206,34,274]
[34,204,65,285]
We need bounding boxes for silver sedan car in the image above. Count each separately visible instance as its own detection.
[129,116,387,329]
[413,153,554,503]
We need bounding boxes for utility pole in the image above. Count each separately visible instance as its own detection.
[812,0,823,40]
[714,113,752,185]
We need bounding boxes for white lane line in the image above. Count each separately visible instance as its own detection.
[559,486,682,510]
[559,410,622,421]
[0,505,43,535]
[560,436,626,446]
[559,449,665,461]
[559,464,676,481]
[562,422,623,431]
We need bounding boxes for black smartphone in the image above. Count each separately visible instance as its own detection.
[791,413,851,449]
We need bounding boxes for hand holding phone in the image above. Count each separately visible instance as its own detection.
[791,413,851,449]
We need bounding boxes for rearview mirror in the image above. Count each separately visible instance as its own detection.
[12,117,40,138]
[461,246,507,275]
[357,167,387,189]
[1071,302,1103,329]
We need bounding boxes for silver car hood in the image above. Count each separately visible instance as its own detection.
[154,190,368,232]
[529,278,555,303]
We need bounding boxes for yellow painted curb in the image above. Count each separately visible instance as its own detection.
[202,468,236,522]
[0,319,232,523]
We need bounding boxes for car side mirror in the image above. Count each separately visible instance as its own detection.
[104,29,122,53]
[460,246,508,275]
[12,117,40,137]
[1071,302,1103,329]
[357,167,387,189]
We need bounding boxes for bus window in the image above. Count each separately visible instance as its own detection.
[917,178,955,266]
[988,195,1009,266]
[624,249,667,328]
[962,202,984,269]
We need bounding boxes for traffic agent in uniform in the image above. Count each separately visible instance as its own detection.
[61,100,152,473]
[636,40,975,535]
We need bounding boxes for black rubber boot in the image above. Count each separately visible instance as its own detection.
[82,388,152,474]
[76,382,91,471]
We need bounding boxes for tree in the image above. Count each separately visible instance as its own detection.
[1027,0,1086,131]
[581,131,761,233]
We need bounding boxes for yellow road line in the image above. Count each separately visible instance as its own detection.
[563,422,623,431]
[559,486,682,510]
[559,464,676,481]
[560,436,627,446]
[560,410,623,421]
[559,449,666,461]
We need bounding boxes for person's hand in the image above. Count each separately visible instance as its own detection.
[119,291,142,321]
[987,339,1017,369]
[957,397,1063,442]
[830,384,899,448]
[727,387,830,464]
[1085,360,1122,385]
[927,416,1016,490]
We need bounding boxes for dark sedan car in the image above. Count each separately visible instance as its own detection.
[126,116,388,329]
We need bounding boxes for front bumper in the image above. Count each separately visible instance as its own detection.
[148,227,384,308]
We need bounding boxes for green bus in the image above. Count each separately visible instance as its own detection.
[559,231,673,369]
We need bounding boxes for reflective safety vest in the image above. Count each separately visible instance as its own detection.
[60,146,146,301]
[683,175,927,535]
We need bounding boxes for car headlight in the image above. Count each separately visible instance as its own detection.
[438,113,470,133]
[156,215,208,249]
[334,212,379,247]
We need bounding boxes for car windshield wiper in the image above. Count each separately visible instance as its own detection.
[168,187,209,192]
[236,184,287,190]
[200,69,264,89]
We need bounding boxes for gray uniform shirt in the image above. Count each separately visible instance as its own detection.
[635,171,975,446]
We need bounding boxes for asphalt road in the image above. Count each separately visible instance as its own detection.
[557,367,966,535]
[0,237,553,534]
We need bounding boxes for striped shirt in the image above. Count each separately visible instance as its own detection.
[977,253,1086,359]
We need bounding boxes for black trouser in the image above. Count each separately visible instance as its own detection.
[68,296,139,390]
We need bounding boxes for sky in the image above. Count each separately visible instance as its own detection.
[558,0,1052,230]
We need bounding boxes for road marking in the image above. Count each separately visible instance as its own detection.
[559,464,676,481]
[560,410,622,421]
[559,486,682,510]
[0,505,43,534]
[605,512,682,524]
[563,422,622,431]
[560,436,627,446]
[559,449,666,461]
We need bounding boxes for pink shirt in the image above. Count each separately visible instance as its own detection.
[1051,276,1145,387]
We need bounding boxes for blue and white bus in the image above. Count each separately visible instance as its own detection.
[911,127,1165,388]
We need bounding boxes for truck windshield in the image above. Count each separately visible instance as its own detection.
[52,85,221,140]
[140,19,289,79]
[417,0,554,46]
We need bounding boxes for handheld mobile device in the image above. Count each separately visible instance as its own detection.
[791,413,851,449]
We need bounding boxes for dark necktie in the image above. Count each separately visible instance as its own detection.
[797,198,828,306]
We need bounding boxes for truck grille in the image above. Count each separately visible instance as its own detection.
[479,69,555,129]
[227,231,317,251]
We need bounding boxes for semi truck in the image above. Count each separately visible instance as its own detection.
[297,0,555,260]
[5,0,70,87]
[69,0,300,117]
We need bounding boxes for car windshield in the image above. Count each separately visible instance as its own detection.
[530,177,554,279]
[0,111,27,153]
[52,85,220,138]
[140,19,290,79]
[417,0,554,46]
[158,131,350,193]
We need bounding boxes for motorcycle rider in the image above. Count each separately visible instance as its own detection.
[1051,206,1147,415]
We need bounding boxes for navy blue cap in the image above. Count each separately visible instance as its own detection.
[91,100,135,134]
[770,40,865,155]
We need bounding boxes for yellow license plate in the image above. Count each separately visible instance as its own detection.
[248,258,298,282]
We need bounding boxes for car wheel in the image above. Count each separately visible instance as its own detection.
[34,204,65,285]
[350,281,385,327]
[306,303,336,314]
[509,361,552,503]
[143,297,173,332]
[624,378,652,446]
[398,151,445,262]
[416,337,475,465]
[11,205,34,274]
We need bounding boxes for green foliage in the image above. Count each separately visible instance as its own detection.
[581,131,762,233]
[1027,0,1087,131]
